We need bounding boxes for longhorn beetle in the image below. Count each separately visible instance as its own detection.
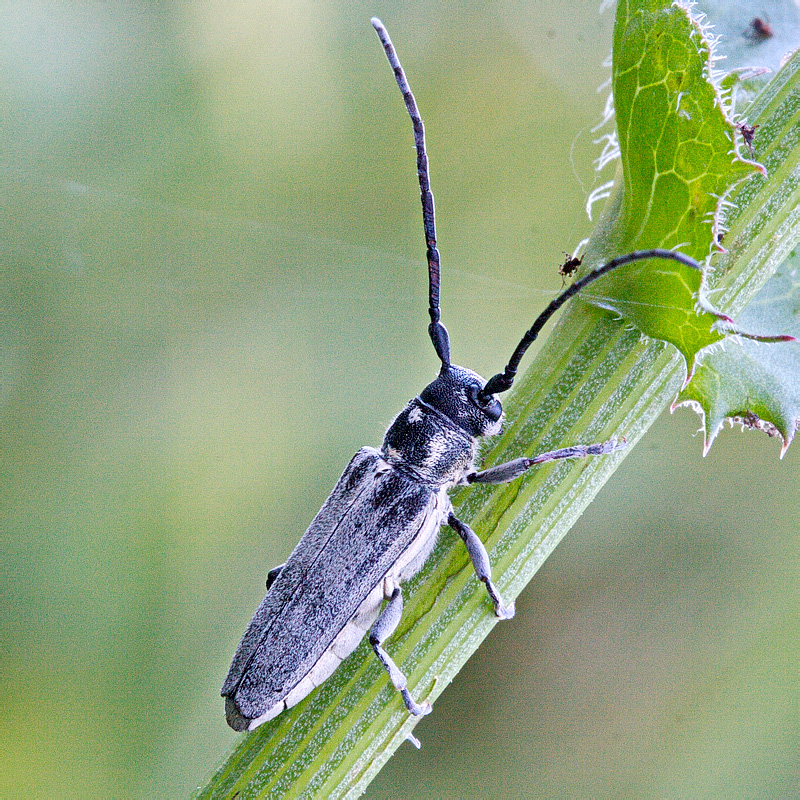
[221,17,703,732]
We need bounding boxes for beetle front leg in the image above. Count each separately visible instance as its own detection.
[369,586,432,717]
[466,437,626,485]
[447,513,515,620]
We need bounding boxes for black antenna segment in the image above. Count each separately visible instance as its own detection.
[479,249,703,400]
[372,17,451,368]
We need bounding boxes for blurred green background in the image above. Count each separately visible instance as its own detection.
[1,1,798,797]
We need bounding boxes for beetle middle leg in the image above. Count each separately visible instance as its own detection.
[447,513,515,619]
[265,563,285,590]
[369,586,432,716]
[466,437,626,485]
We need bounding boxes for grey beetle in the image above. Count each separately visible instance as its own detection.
[221,17,703,732]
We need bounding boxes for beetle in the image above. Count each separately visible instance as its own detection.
[221,17,703,733]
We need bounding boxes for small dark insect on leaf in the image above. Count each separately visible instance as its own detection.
[740,409,760,428]
[737,122,760,156]
[736,406,782,438]
[558,253,582,285]
[746,17,773,40]
[734,398,782,438]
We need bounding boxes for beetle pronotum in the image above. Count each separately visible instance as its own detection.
[221,17,702,733]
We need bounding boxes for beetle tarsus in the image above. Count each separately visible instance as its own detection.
[402,690,433,717]
[406,731,423,748]
[485,580,516,620]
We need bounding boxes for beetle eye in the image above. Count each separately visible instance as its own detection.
[483,398,502,422]
[468,385,502,422]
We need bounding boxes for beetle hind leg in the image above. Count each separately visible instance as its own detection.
[369,586,432,716]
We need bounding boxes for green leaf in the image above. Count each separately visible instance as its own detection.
[579,0,762,373]
[673,44,800,452]
[676,252,800,453]
[581,1,800,452]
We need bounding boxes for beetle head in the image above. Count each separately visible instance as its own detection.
[420,365,503,438]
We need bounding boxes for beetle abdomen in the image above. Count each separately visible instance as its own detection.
[222,447,439,730]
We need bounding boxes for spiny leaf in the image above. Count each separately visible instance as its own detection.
[579,0,762,375]
[672,44,800,453]
[580,0,799,454]
[675,252,800,453]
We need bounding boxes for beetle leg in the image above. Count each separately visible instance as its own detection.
[265,563,285,591]
[466,437,626,484]
[447,513,515,619]
[369,586,432,716]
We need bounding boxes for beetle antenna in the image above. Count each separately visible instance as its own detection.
[372,17,451,368]
[479,249,703,399]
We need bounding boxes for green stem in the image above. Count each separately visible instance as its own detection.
[712,50,800,311]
